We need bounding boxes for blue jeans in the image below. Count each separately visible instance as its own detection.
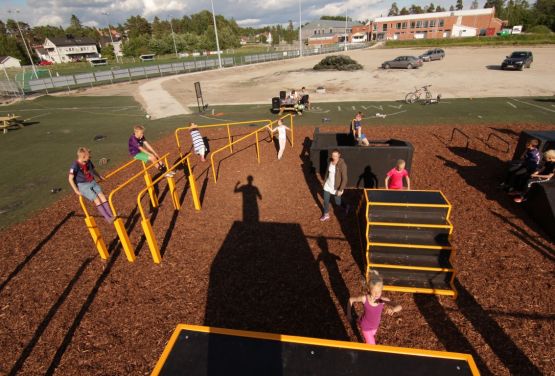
[323,190,342,214]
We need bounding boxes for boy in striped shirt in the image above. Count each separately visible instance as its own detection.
[189,123,206,162]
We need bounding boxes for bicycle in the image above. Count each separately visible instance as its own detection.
[405,85,433,104]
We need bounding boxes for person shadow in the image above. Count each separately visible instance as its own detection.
[356,166,379,188]
[234,175,262,223]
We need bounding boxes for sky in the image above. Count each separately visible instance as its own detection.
[0,0,483,29]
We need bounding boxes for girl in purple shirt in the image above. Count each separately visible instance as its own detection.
[347,270,402,345]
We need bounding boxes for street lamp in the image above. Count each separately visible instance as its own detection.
[209,0,223,69]
[102,12,119,63]
[299,0,303,56]
[8,9,38,79]
[167,16,179,58]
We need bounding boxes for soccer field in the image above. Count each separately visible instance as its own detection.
[0,95,553,229]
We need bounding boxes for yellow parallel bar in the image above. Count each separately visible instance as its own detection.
[152,324,479,376]
[367,221,452,229]
[104,158,139,180]
[369,263,454,273]
[369,241,452,250]
[382,285,457,296]
[368,202,450,208]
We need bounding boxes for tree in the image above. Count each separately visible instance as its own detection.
[320,16,352,21]
[449,5,455,11]
[0,21,6,37]
[69,15,82,30]
[484,0,505,18]
[100,44,115,59]
[124,15,151,38]
[409,4,425,13]
[427,3,436,12]
[436,5,446,11]
[388,2,400,15]
[0,35,30,64]
[531,0,555,31]
[456,0,464,10]
[400,7,410,14]
[285,20,295,44]
[470,0,480,8]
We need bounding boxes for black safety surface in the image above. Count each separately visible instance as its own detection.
[158,329,475,376]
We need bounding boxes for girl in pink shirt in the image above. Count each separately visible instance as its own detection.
[347,270,402,345]
[385,159,411,190]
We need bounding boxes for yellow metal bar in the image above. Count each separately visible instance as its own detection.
[84,216,109,260]
[368,221,452,229]
[167,176,180,210]
[369,242,452,250]
[369,263,454,272]
[104,158,139,180]
[382,285,457,296]
[368,202,450,208]
[152,324,480,376]
[226,124,233,153]
[289,114,294,147]
[141,218,161,264]
[187,157,201,210]
[113,217,135,262]
[255,132,260,162]
[143,163,159,208]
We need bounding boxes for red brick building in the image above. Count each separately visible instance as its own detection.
[368,8,504,41]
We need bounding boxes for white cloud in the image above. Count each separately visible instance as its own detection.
[236,18,262,27]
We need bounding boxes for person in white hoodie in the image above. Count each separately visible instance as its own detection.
[270,119,291,160]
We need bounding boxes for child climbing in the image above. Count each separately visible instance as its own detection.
[128,124,175,176]
[68,147,114,223]
[270,119,291,160]
[351,112,369,146]
[189,123,207,162]
[347,270,402,345]
[385,159,411,190]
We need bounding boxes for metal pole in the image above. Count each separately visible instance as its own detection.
[299,0,303,56]
[103,12,119,64]
[9,10,38,79]
[168,17,179,58]
[344,5,348,51]
[210,0,223,69]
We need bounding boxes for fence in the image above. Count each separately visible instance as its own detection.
[21,43,371,95]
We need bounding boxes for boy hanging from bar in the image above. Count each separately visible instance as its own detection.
[68,147,114,223]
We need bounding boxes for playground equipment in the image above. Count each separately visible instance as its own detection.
[309,128,413,188]
[207,114,295,183]
[524,180,555,240]
[357,189,457,297]
[137,153,200,264]
[512,130,555,160]
[152,324,479,375]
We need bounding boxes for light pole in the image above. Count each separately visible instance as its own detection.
[102,12,119,64]
[167,16,179,58]
[8,9,37,79]
[299,0,303,56]
[344,5,348,51]
[209,0,223,69]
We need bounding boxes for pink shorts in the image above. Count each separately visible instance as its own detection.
[361,328,378,345]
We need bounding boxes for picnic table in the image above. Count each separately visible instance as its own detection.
[0,115,23,134]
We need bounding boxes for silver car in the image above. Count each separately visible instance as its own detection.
[382,56,423,69]
[419,48,445,62]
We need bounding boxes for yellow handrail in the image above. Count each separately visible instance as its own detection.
[108,153,169,217]
[209,122,273,182]
[174,119,275,157]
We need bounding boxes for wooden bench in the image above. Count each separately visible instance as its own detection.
[0,115,23,134]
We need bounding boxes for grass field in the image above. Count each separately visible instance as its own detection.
[0,94,554,229]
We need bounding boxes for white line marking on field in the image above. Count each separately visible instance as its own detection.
[200,114,237,122]
[551,104,555,108]
[387,110,407,117]
[352,106,356,111]
[360,105,368,110]
[506,101,517,109]
[370,105,383,111]
[511,98,555,113]
[25,112,50,120]
[337,106,342,111]
[388,104,403,110]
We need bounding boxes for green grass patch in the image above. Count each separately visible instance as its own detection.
[0,95,554,229]
[385,34,555,48]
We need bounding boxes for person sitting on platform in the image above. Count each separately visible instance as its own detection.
[351,112,369,146]
[300,87,310,110]
[513,149,555,203]
[500,138,540,192]
[385,159,411,190]
[347,270,402,345]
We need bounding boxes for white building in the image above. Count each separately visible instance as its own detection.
[39,37,100,64]
[0,56,21,68]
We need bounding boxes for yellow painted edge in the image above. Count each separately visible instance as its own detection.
[368,202,450,208]
[153,324,479,373]
[368,221,452,229]
[369,242,452,250]
[382,285,457,296]
[369,263,454,272]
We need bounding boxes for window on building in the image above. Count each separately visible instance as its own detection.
[314,30,317,34]
[402,22,407,29]
[396,22,401,29]
[410,22,415,29]
[383,24,388,31]
[330,29,333,33]
[423,20,428,28]
[430,20,436,27]
[416,21,422,28]
[439,19,445,27]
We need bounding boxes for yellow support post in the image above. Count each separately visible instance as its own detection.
[167,176,181,210]
[143,168,159,208]
[187,157,201,210]
[255,132,260,163]
[84,215,109,260]
[141,218,161,264]
[290,115,295,147]
[226,124,233,153]
[113,217,136,262]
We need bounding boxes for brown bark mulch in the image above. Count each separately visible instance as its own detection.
[0,123,554,376]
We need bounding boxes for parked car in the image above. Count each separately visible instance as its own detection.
[382,56,423,69]
[419,48,445,62]
[501,51,533,70]
[38,60,53,66]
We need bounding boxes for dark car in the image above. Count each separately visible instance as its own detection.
[501,51,533,70]
[419,48,445,62]
[382,56,423,69]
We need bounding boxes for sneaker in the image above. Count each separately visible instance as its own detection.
[165,171,176,178]
[320,213,330,222]
[513,196,527,203]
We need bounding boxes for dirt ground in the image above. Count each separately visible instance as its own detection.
[68,45,555,119]
[0,121,553,375]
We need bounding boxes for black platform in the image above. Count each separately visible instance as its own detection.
[512,130,555,160]
[152,325,479,376]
